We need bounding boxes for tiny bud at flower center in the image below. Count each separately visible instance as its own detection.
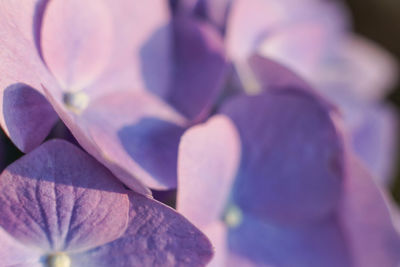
[63,91,89,114]
[46,252,71,267]
[223,204,243,228]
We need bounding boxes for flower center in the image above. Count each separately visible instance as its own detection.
[63,91,89,114]
[223,204,243,228]
[46,252,71,267]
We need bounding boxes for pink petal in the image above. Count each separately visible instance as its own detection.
[0,140,129,252]
[177,115,241,227]
[339,152,400,267]
[44,88,187,192]
[0,1,59,151]
[41,0,113,89]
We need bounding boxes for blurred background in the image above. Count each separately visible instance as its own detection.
[344,0,400,203]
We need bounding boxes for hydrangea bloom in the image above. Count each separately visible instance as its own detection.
[0,139,213,266]
[0,0,226,193]
[175,0,398,184]
[177,88,400,266]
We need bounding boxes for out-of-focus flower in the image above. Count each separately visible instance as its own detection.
[175,0,399,184]
[0,0,227,194]
[0,139,213,266]
[177,88,400,267]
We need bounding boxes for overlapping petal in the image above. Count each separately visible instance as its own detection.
[0,140,213,266]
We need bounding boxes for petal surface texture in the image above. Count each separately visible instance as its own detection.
[71,193,213,267]
[0,140,130,252]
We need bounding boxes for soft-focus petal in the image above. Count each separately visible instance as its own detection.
[202,222,228,267]
[221,90,343,224]
[44,88,187,192]
[71,192,213,267]
[316,35,398,102]
[167,16,227,121]
[3,84,58,152]
[228,214,351,267]
[351,104,398,184]
[177,115,241,227]
[0,140,129,252]
[339,152,400,267]
[41,0,113,89]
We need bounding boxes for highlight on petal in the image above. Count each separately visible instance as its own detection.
[44,88,187,192]
[3,83,58,152]
[71,192,214,267]
[221,89,344,224]
[177,115,241,227]
[167,16,227,121]
[41,0,113,89]
[0,139,130,252]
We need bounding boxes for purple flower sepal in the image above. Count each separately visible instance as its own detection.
[0,139,213,266]
[0,0,227,193]
[177,88,400,267]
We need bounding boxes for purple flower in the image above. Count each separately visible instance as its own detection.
[0,0,227,193]
[0,139,213,266]
[177,88,400,266]
[177,0,399,184]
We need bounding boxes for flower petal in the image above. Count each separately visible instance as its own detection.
[221,90,343,224]
[0,1,59,151]
[228,215,351,267]
[3,84,58,152]
[167,16,227,121]
[339,153,400,267]
[177,115,241,227]
[44,88,187,192]
[71,192,214,267]
[0,140,129,252]
[41,0,113,89]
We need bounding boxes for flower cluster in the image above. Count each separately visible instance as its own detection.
[0,0,399,266]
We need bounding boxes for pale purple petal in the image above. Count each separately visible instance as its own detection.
[177,115,241,227]
[41,0,113,89]
[316,35,398,102]
[86,0,172,98]
[0,140,129,252]
[70,192,213,267]
[351,104,398,184]
[228,215,351,267]
[167,16,227,121]
[221,90,343,224]
[0,1,59,151]
[44,88,187,192]
[3,84,58,152]
[0,227,42,266]
[339,153,400,267]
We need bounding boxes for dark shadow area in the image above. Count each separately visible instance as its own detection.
[118,118,185,188]
[152,188,177,208]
